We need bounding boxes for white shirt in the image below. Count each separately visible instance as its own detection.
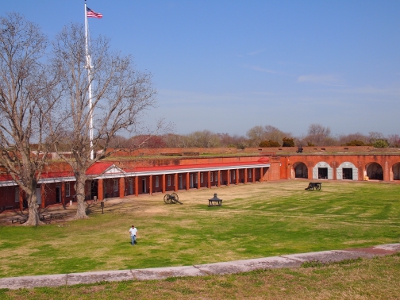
[129,227,137,236]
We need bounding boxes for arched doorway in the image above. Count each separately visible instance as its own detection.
[337,162,358,180]
[392,163,400,180]
[366,162,383,180]
[294,162,308,178]
[312,162,333,180]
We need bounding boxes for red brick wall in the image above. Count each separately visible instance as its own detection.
[264,157,281,181]
[280,154,400,181]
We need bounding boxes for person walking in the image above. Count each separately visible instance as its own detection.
[129,225,138,246]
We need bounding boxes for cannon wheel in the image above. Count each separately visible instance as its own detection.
[164,194,171,204]
[316,184,322,191]
[171,192,179,203]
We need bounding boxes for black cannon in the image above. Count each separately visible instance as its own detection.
[305,182,322,191]
[163,193,182,204]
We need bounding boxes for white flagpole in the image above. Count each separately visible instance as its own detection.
[84,1,95,160]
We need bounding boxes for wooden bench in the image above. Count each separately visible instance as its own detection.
[208,199,222,206]
[305,182,322,191]
[49,213,68,220]
[10,217,27,224]
[40,213,52,222]
[40,213,67,223]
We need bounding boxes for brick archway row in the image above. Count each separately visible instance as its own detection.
[285,155,400,182]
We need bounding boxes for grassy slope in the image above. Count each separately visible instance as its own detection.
[0,181,399,278]
[1,254,400,299]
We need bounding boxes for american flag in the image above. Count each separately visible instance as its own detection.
[86,7,103,19]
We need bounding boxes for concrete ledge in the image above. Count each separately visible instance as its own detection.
[282,250,371,263]
[0,274,66,289]
[67,270,133,285]
[131,266,205,280]
[195,256,301,275]
[0,243,398,290]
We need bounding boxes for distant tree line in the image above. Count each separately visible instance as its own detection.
[109,124,400,149]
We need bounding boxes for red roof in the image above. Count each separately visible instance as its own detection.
[86,162,114,175]
[0,174,13,181]
[0,170,74,184]
[40,171,74,178]
[0,159,269,183]
[124,160,269,173]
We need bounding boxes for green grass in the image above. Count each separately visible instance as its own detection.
[1,254,400,299]
[0,181,399,279]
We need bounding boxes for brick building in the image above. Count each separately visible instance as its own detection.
[0,146,399,210]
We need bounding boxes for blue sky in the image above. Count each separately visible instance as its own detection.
[2,1,399,137]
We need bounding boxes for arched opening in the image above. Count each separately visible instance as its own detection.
[312,162,333,180]
[337,162,358,180]
[366,163,383,180]
[294,162,308,178]
[392,163,400,180]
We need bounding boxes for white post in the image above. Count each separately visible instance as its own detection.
[84,2,94,160]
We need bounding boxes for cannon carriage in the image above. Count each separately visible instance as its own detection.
[305,182,322,191]
[163,193,182,204]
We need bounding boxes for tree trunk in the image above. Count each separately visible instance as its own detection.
[24,193,43,226]
[74,174,89,219]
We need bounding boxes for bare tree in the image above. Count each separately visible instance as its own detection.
[130,135,166,148]
[216,133,247,148]
[337,132,368,146]
[0,13,60,226]
[162,133,185,148]
[185,130,220,148]
[246,125,291,147]
[305,124,332,146]
[108,135,130,148]
[246,126,265,147]
[388,134,400,147]
[51,24,157,219]
[368,132,385,145]
[263,125,287,143]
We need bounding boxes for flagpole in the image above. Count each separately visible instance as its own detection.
[84,1,95,160]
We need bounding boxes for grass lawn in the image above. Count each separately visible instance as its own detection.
[0,180,399,279]
[2,253,400,299]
